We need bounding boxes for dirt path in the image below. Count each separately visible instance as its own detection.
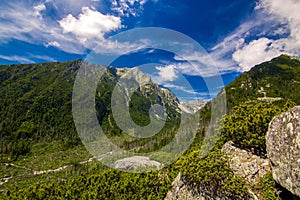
[0,150,118,186]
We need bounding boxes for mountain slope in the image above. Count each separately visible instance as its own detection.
[0,60,181,158]
[225,54,300,109]
[176,54,300,200]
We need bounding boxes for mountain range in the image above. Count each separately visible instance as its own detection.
[1,54,300,199]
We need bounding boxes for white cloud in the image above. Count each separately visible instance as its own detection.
[154,64,177,82]
[45,0,103,16]
[0,54,57,63]
[232,38,283,71]
[0,2,45,43]
[33,3,46,17]
[258,0,300,50]
[59,7,122,44]
[45,41,61,48]
[0,55,34,63]
[174,52,228,77]
[0,1,130,56]
[233,0,300,71]
[206,0,300,72]
[163,83,199,95]
[111,0,148,17]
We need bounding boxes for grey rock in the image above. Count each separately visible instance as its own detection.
[179,100,206,114]
[266,106,300,197]
[222,141,271,185]
[114,156,161,170]
[165,173,205,200]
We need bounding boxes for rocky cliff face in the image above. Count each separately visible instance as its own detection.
[115,67,180,113]
[266,106,300,197]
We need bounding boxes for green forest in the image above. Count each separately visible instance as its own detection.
[1,55,300,199]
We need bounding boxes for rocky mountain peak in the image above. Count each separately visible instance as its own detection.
[116,67,152,86]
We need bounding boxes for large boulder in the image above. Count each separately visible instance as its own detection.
[164,172,204,200]
[222,141,271,185]
[114,156,161,170]
[266,106,300,197]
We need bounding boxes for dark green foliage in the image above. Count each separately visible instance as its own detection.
[129,92,151,126]
[0,60,180,158]
[177,149,250,199]
[2,55,300,199]
[3,168,175,200]
[0,61,81,158]
[225,55,300,110]
[220,100,296,157]
[177,55,300,199]
[258,172,280,200]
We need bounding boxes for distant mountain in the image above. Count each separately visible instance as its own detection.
[178,100,206,114]
[0,60,181,158]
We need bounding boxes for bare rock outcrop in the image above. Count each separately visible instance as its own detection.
[222,141,271,185]
[266,106,300,197]
[165,173,204,200]
[114,156,161,170]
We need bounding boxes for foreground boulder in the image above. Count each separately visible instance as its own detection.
[266,106,300,197]
[164,172,203,200]
[222,141,271,185]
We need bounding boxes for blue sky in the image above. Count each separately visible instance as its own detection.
[0,0,299,101]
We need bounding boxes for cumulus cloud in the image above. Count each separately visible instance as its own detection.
[232,38,283,71]
[59,7,122,44]
[154,64,177,83]
[208,0,300,72]
[0,1,84,54]
[230,0,300,71]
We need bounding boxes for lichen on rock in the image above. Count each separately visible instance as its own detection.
[221,141,271,185]
[266,106,300,197]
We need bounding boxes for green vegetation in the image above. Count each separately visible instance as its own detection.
[1,55,300,199]
[3,167,177,200]
[225,55,300,109]
[0,61,81,159]
[220,100,296,157]
[177,149,250,199]
[0,61,180,158]
[176,100,296,199]
[258,172,280,200]
[176,55,300,199]
[0,60,180,199]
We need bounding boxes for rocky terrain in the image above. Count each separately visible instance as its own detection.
[267,106,300,197]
